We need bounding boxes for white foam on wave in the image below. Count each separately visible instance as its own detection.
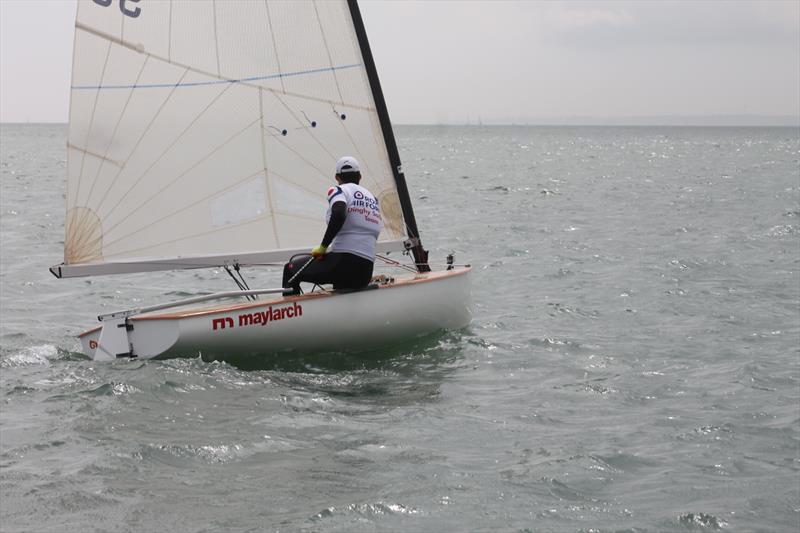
[0,344,60,368]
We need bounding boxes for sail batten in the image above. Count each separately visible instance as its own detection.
[56,0,409,277]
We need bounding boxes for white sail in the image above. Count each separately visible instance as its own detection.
[58,0,408,277]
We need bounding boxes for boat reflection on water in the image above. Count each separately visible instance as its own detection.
[201,328,468,374]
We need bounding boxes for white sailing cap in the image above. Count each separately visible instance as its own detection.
[335,156,360,174]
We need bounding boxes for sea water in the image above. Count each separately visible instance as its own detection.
[1,124,798,532]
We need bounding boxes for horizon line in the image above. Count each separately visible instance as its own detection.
[2,121,798,128]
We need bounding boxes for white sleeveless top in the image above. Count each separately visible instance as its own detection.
[325,183,383,261]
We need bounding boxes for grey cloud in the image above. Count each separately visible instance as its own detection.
[537,1,800,47]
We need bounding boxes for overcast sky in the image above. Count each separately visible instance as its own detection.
[1,0,798,125]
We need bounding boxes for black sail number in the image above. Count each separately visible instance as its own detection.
[92,0,141,19]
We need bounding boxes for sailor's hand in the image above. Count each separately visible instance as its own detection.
[311,244,328,259]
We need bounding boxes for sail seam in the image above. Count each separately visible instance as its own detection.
[212,0,221,78]
[98,80,231,220]
[254,73,347,180]
[268,166,329,200]
[310,0,380,182]
[264,0,285,94]
[73,21,373,110]
[69,36,113,254]
[98,166,266,253]
[91,68,191,221]
[102,210,281,260]
[101,115,262,241]
[267,91,339,165]
[72,54,151,250]
[258,89,280,248]
[168,0,173,62]
[260,124,329,180]
[103,210,331,263]
[64,3,83,263]
[98,81,233,222]
[313,0,345,105]
[63,1,409,272]
[334,107,379,184]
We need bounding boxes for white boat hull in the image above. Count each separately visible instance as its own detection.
[78,268,471,361]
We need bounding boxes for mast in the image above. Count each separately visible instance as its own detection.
[347,0,430,272]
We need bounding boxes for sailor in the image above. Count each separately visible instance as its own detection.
[282,156,382,294]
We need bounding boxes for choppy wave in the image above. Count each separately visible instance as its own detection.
[2,125,799,532]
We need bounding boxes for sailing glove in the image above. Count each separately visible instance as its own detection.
[311,244,328,259]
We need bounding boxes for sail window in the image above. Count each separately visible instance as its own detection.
[210,176,268,228]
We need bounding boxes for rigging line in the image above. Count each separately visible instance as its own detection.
[234,264,256,301]
[97,166,265,251]
[72,54,151,243]
[91,67,191,219]
[376,254,417,273]
[224,266,255,300]
[101,117,263,241]
[234,264,252,291]
[98,79,233,222]
[264,0,285,94]
[225,266,246,290]
[70,37,113,217]
[72,23,371,111]
[313,0,345,105]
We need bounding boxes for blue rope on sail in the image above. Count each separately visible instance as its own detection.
[72,63,363,91]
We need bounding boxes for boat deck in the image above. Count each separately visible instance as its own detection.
[79,267,470,337]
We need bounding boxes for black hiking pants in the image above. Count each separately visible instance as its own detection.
[282,252,373,293]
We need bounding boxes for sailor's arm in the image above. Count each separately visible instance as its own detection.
[312,202,346,257]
